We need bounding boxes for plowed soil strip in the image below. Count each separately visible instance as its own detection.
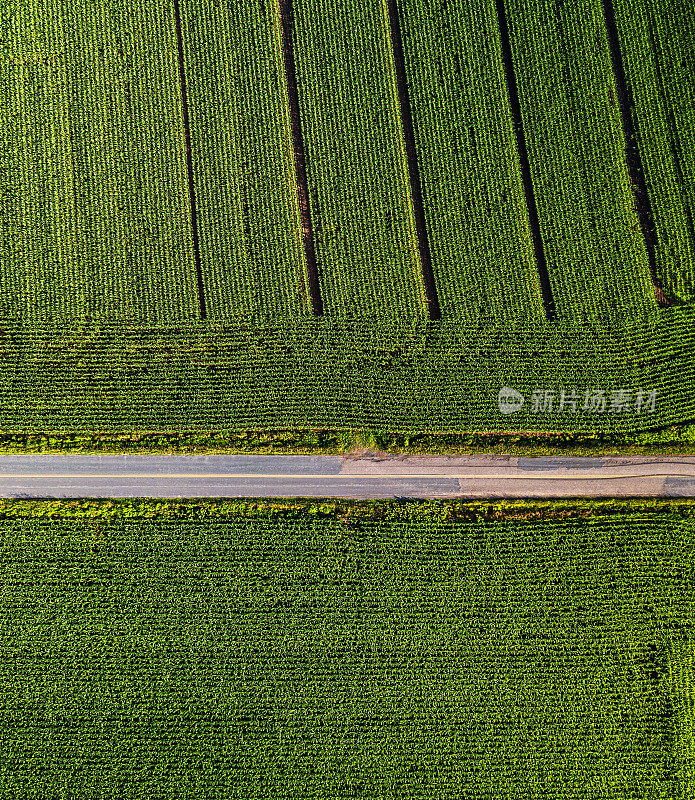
[173,0,207,319]
[278,0,322,316]
[494,0,556,320]
[601,0,664,303]
[386,0,441,321]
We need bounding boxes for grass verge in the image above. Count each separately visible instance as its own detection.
[0,421,694,455]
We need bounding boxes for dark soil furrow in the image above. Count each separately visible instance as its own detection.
[386,0,441,321]
[601,0,669,305]
[278,0,323,316]
[173,0,207,319]
[495,0,556,320]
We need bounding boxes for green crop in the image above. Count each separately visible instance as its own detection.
[613,0,695,303]
[0,503,692,797]
[0,0,693,440]
[180,0,308,319]
[0,0,200,320]
[399,0,546,322]
[506,0,658,324]
[291,0,425,318]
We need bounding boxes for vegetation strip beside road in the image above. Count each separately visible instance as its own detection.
[2,496,695,521]
[0,424,694,455]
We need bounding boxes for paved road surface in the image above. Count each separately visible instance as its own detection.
[0,454,694,498]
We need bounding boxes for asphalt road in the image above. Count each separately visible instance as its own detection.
[0,454,694,498]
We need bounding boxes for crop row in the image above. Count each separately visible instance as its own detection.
[505,0,658,323]
[290,0,425,318]
[613,0,695,302]
[0,308,690,432]
[398,0,547,322]
[180,0,308,319]
[0,512,692,796]
[0,1,201,320]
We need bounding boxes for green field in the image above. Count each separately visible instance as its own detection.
[399,0,545,322]
[506,0,656,322]
[0,499,692,797]
[613,0,695,301]
[180,0,307,318]
[0,0,199,320]
[0,0,693,440]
